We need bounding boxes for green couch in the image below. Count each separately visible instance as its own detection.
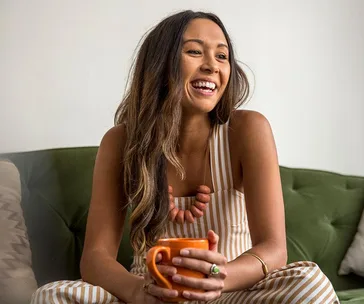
[2,147,364,303]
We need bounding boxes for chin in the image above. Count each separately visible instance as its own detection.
[183,99,218,115]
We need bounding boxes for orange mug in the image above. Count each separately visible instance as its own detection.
[146,238,209,302]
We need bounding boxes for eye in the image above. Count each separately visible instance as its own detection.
[217,53,228,60]
[186,50,202,55]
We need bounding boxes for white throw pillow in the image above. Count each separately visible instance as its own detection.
[338,208,364,277]
[0,160,38,304]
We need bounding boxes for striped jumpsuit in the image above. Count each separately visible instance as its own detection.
[31,122,339,303]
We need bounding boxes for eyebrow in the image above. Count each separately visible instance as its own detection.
[183,38,229,50]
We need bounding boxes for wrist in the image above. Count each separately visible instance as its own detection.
[126,274,145,302]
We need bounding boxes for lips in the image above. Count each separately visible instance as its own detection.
[191,80,217,90]
[190,82,216,96]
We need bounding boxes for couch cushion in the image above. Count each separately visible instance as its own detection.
[336,288,364,303]
[0,160,38,304]
[281,167,364,291]
[1,148,133,287]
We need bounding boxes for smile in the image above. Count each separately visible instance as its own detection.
[190,80,217,96]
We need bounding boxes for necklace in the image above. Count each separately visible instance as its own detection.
[169,128,212,224]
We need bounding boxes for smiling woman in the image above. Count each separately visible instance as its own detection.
[30,10,339,304]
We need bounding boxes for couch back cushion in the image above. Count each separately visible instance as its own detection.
[3,148,364,291]
[280,167,364,290]
[2,148,133,287]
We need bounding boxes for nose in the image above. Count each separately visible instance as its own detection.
[200,55,219,74]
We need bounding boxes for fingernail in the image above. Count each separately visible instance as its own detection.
[172,257,181,265]
[172,275,181,282]
[183,291,191,298]
[180,249,189,256]
[168,290,178,297]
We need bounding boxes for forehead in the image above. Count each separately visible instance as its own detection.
[183,18,228,45]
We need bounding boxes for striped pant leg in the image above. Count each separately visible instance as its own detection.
[31,280,123,304]
[209,261,339,304]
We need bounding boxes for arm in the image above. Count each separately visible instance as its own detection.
[80,125,144,302]
[223,110,287,292]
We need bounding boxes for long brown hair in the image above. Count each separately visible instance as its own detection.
[114,10,250,255]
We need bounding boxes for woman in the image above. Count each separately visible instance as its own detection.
[32,10,339,304]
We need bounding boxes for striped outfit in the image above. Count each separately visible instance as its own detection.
[31,122,339,303]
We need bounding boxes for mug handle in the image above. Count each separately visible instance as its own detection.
[146,246,172,289]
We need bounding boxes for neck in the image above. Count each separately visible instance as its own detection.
[178,113,212,155]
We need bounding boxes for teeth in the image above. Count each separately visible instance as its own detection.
[192,81,216,90]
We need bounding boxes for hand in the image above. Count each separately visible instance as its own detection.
[129,253,179,304]
[170,230,228,302]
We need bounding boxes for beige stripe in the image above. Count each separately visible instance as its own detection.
[247,277,275,303]
[207,191,217,243]
[80,285,86,303]
[100,287,106,303]
[64,281,74,303]
[297,269,326,301]
[255,275,281,303]
[211,126,220,191]
[320,283,337,304]
[223,122,233,189]
[197,214,204,238]
[220,123,229,190]
[280,265,317,303]
[227,191,235,260]
[54,287,63,304]
[272,269,301,304]
[264,269,295,303]
[233,192,240,259]
[96,285,101,303]
[266,269,294,303]
[217,126,226,191]
[312,275,333,303]
[236,193,243,256]
[219,191,229,260]
[285,265,320,302]
[171,199,179,237]
[212,195,223,250]
[228,289,245,303]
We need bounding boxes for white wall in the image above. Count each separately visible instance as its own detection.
[1,0,363,176]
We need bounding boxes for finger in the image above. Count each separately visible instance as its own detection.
[175,209,185,224]
[155,253,163,263]
[182,289,221,302]
[147,283,178,300]
[168,185,173,194]
[172,256,223,277]
[196,193,210,203]
[207,230,219,252]
[178,249,227,266]
[169,207,178,221]
[196,185,211,194]
[169,194,174,202]
[184,210,195,223]
[194,201,208,211]
[190,205,204,218]
[172,274,223,291]
[169,201,175,211]
[156,264,177,277]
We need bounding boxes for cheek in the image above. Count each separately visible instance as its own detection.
[221,66,231,90]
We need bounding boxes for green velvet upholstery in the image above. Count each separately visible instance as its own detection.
[2,147,364,302]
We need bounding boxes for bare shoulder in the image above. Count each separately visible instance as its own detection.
[229,109,273,149]
[97,124,127,162]
[100,124,127,151]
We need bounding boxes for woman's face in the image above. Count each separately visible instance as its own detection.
[180,18,231,114]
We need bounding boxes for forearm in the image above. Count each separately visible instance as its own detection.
[80,250,144,302]
[223,242,287,293]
